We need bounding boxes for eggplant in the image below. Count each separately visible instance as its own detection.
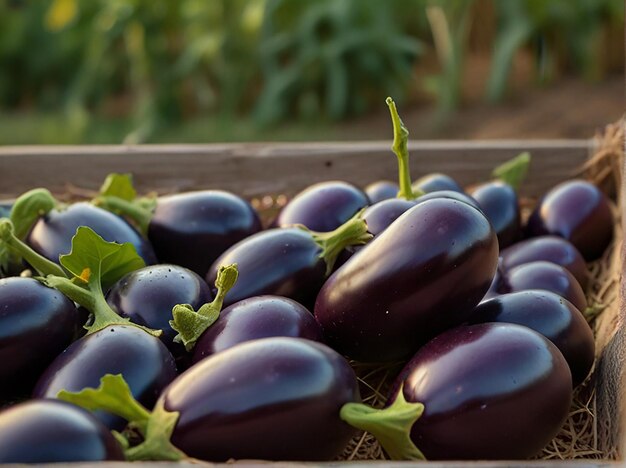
[27,202,156,265]
[315,198,498,362]
[467,290,594,385]
[500,236,588,289]
[362,199,416,236]
[192,295,324,362]
[364,181,399,204]
[412,173,464,194]
[341,323,572,460]
[468,181,521,248]
[207,214,371,309]
[274,181,370,232]
[0,400,124,463]
[106,264,212,356]
[162,337,360,461]
[526,180,613,261]
[503,261,587,312]
[33,325,178,429]
[0,277,81,395]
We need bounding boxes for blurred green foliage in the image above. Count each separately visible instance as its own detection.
[0,0,622,143]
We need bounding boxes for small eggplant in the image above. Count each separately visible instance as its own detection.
[364,181,399,204]
[412,173,463,194]
[275,181,370,232]
[106,264,212,356]
[0,400,124,463]
[526,180,613,261]
[341,323,572,460]
[206,213,371,309]
[467,290,594,386]
[469,181,521,248]
[500,236,588,289]
[315,198,498,362]
[191,295,324,362]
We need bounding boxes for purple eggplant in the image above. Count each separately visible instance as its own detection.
[315,198,498,362]
[469,181,521,248]
[106,264,212,356]
[412,173,463,194]
[503,261,587,312]
[207,214,371,309]
[467,290,594,385]
[27,202,156,265]
[274,181,370,232]
[500,236,588,289]
[363,199,416,236]
[364,181,399,204]
[342,323,572,460]
[192,295,323,362]
[33,325,177,429]
[162,337,360,461]
[0,277,81,395]
[526,180,613,261]
[0,400,124,463]
[148,191,262,275]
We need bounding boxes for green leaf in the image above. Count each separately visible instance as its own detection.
[58,374,151,432]
[10,188,57,240]
[59,226,145,292]
[99,173,137,202]
[340,387,426,461]
[492,152,531,191]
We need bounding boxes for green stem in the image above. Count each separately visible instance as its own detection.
[10,188,57,240]
[491,152,531,191]
[0,219,67,278]
[340,387,426,461]
[94,196,153,236]
[386,97,419,201]
[42,275,161,337]
[170,264,239,351]
[308,210,373,275]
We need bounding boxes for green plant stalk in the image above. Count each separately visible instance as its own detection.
[94,196,153,236]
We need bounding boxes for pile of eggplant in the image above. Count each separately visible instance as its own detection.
[0,98,614,463]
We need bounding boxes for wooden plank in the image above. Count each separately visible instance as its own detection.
[0,140,592,200]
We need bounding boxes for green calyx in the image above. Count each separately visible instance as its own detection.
[93,173,157,236]
[58,374,186,461]
[304,210,373,276]
[386,97,424,201]
[170,263,239,351]
[340,386,426,461]
[0,219,67,278]
[492,152,531,191]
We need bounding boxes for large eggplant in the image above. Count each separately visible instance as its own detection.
[161,337,360,461]
[315,198,498,362]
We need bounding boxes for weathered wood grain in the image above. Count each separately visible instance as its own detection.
[0,140,591,200]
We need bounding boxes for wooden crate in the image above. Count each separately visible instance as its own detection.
[0,140,623,467]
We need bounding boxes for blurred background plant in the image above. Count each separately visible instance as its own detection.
[0,0,622,144]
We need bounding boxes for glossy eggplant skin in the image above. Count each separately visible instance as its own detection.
[504,261,587,312]
[0,400,124,463]
[275,181,370,232]
[315,199,498,362]
[363,199,415,236]
[33,325,178,429]
[364,181,399,204]
[148,191,262,276]
[162,337,360,461]
[412,173,464,194]
[469,181,520,249]
[500,236,588,289]
[526,180,613,261]
[192,295,323,362]
[27,202,156,265]
[467,290,594,386]
[392,323,572,460]
[207,228,327,309]
[0,277,81,395]
[107,264,212,356]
